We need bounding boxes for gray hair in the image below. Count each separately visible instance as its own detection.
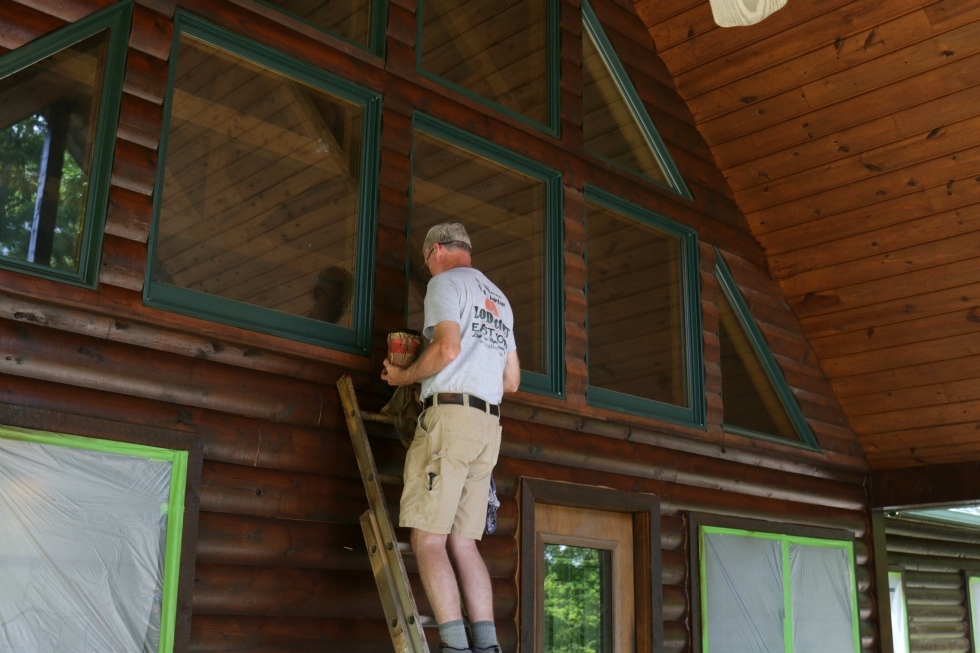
[422,223,472,255]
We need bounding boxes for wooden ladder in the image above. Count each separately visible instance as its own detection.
[337,374,431,653]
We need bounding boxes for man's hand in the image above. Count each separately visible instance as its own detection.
[382,358,413,386]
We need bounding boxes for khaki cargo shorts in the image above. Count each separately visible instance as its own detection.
[399,403,502,539]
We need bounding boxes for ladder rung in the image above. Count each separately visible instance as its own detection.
[362,410,397,424]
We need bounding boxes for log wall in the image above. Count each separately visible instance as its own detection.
[884,515,980,653]
[0,0,878,652]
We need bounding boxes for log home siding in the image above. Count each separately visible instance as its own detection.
[0,2,876,653]
[883,515,980,653]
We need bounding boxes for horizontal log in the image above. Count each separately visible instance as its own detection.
[0,1,66,50]
[188,615,518,653]
[500,455,869,536]
[905,587,966,607]
[123,48,169,104]
[662,549,686,586]
[193,564,517,620]
[887,534,980,561]
[110,137,158,195]
[196,512,368,569]
[662,621,688,653]
[129,3,173,59]
[662,584,687,622]
[501,417,866,510]
[200,460,368,522]
[99,233,146,291]
[0,317,330,426]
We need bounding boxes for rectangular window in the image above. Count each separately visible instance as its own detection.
[0,3,129,286]
[0,425,188,653]
[698,524,860,653]
[417,0,559,133]
[255,0,386,53]
[146,13,381,355]
[408,113,563,396]
[584,185,703,425]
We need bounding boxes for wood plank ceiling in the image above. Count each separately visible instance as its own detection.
[633,0,980,470]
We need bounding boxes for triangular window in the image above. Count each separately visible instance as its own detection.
[581,0,690,197]
[716,253,817,447]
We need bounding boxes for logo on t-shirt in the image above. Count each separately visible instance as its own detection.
[485,297,500,318]
[471,284,510,351]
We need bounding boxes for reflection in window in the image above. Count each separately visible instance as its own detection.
[0,31,108,276]
[419,0,554,129]
[585,195,693,413]
[582,18,665,185]
[148,16,381,354]
[543,544,611,653]
[258,0,376,49]
[718,290,799,440]
[409,116,559,390]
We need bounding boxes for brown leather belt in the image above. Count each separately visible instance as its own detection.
[423,393,500,417]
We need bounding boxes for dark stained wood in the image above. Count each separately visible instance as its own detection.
[0,0,912,650]
[635,0,980,472]
[0,1,68,51]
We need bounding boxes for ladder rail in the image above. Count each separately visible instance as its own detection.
[337,374,430,653]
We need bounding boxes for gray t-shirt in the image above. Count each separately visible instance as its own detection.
[421,266,517,404]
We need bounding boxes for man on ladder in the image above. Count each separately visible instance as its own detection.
[382,223,521,653]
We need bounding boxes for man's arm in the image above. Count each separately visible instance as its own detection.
[502,349,520,394]
[382,320,460,386]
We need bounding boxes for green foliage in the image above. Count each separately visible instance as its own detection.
[543,544,609,653]
[0,113,87,271]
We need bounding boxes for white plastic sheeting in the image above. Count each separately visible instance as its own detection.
[702,532,784,653]
[790,542,856,652]
[702,529,858,653]
[0,436,173,653]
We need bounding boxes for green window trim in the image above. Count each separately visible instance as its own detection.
[580,0,691,199]
[145,11,382,356]
[715,249,819,449]
[409,112,565,398]
[584,184,704,427]
[415,0,561,137]
[699,524,861,653]
[0,1,131,287]
[252,0,389,57]
[0,424,188,653]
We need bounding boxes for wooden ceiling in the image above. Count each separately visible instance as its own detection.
[633,0,980,471]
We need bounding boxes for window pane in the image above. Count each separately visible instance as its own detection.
[702,532,784,653]
[0,31,108,272]
[420,0,550,125]
[409,129,548,375]
[718,290,801,440]
[154,35,362,327]
[586,201,687,406]
[543,544,612,653]
[259,0,373,48]
[582,27,667,185]
[889,572,909,653]
[790,543,857,653]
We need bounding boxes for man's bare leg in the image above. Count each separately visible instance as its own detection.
[412,529,463,623]
[447,535,494,621]
[448,535,498,651]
